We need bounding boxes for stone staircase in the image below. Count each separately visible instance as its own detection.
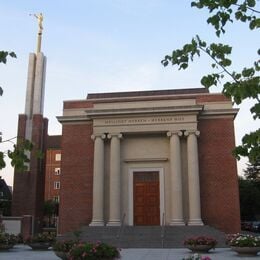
[59,225,227,248]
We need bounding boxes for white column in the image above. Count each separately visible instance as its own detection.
[185,130,203,226]
[167,131,185,226]
[107,133,122,226]
[89,134,106,226]
[25,53,36,118]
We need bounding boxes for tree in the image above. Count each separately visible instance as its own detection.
[244,159,260,181]
[43,200,59,227]
[239,176,260,220]
[0,50,33,171]
[162,0,260,164]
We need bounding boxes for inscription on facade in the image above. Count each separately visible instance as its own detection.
[101,116,185,126]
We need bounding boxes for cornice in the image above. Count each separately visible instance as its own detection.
[56,115,91,123]
[85,105,204,118]
[199,108,239,119]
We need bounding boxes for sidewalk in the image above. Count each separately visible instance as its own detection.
[0,245,259,259]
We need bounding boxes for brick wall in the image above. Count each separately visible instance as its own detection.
[12,114,47,233]
[58,123,94,234]
[44,149,62,201]
[198,118,241,233]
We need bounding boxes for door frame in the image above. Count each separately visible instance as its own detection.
[128,167,165,226]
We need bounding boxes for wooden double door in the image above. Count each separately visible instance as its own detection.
[134,171,160,225]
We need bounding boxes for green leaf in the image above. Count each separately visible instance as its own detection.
[250,103,260,119]
[9,52,17,58]
[235,11,242,20]
[242,67,255,77]
[180,63,188,70]
[0,152,6,169]
[0,51,16,63]
[0,51,8,64]
[250,18,260,29]
[247,0,256,7]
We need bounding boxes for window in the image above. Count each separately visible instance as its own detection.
[54,168,61,175]
[55,153,61,161]
[54,181,60,190]
[0,192,3,197]
[53,196,60,202]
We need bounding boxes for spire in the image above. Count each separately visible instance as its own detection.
[24,12,47,145]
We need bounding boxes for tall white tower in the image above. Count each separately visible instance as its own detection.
[24,13,47,150]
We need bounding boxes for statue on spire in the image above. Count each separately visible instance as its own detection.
[30,13,44,53]
[34,13,43,33]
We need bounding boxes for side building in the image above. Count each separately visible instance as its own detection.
[45,135,62,203]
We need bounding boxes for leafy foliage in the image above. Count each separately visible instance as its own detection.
[0,51,16,96]
[162,1,260,163]
[7,139,33,171]
[0,137,33,172]
[53,239,76,252]
[1,51,34,172]
[191,0,260,36]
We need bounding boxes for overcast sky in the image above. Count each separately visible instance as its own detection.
[0,1,259,186]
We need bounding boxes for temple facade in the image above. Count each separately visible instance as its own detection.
[57,88,241,234]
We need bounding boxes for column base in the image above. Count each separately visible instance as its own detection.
[169,219,185,226]
[188,219,204,226]
[89,220,104,226]
[107,220,121,226]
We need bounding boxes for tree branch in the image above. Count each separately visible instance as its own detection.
[234,3,260,14]
[0,136,17,144]
[198,45,238,83]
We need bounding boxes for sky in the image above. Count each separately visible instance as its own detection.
[0,1,259,186]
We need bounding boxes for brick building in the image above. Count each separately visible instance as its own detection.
[56,88,241,234]
[12,24,241,237]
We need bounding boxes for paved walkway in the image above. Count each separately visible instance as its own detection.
[0,245,259,259]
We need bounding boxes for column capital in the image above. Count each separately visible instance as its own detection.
[107,133,123,139]
[91,134,106,140]
[167,131,183,137]
[184,130,200,137]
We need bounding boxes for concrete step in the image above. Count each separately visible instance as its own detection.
[58,225,227,248]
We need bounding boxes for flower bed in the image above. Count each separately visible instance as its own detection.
[226,234,260,256]
[183,254,212,260]
[68,241,120,260]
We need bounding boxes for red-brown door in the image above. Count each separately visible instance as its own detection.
[134,172,160,225]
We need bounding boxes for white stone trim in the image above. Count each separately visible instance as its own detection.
[128,167,165,226]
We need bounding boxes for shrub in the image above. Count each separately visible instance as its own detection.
[53,239,76,252]
[25,232,56,244]
[0,232,18,245]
